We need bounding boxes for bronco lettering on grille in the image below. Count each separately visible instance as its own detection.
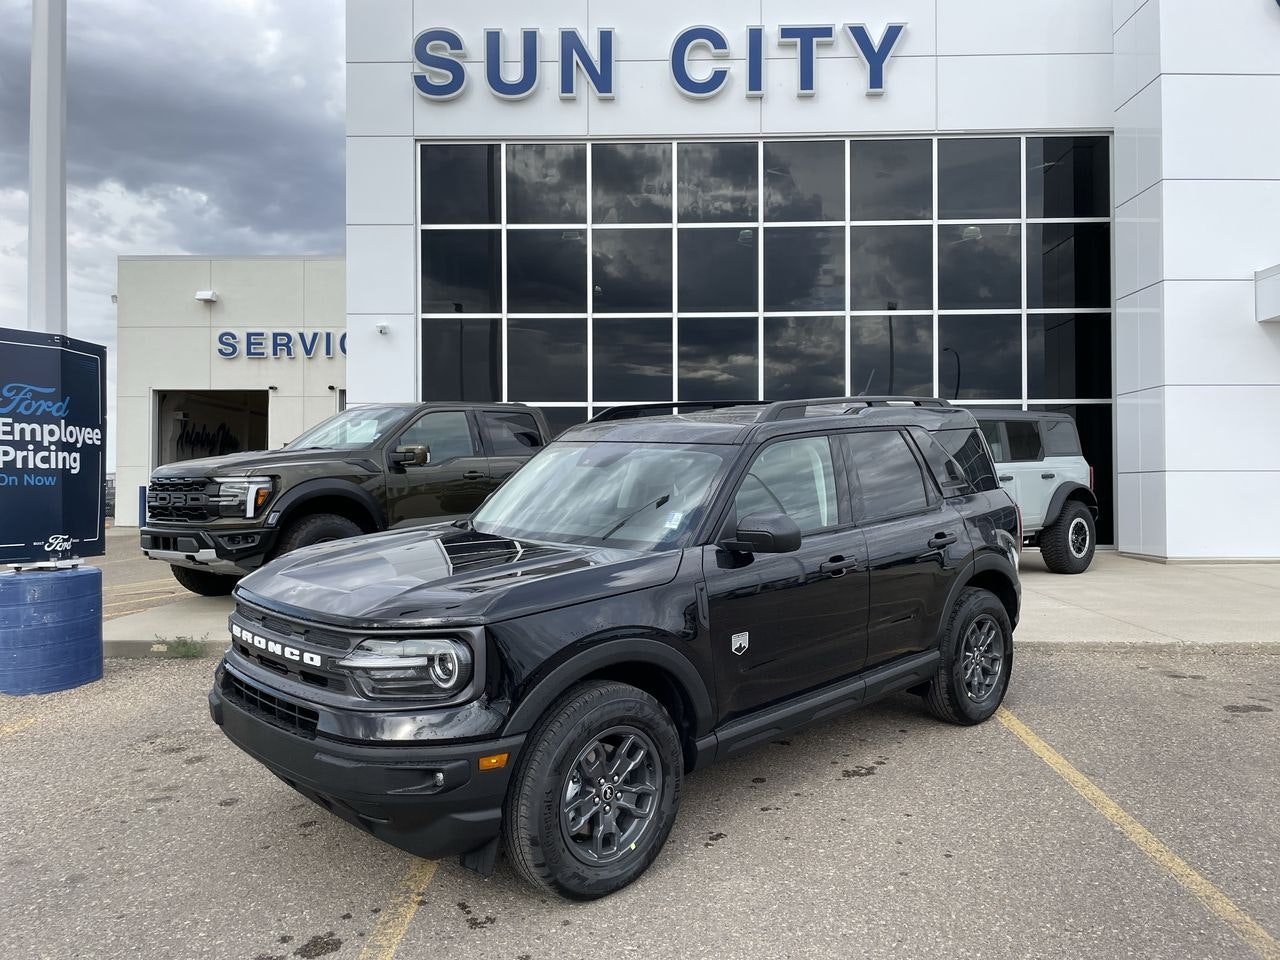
[231,623,323,667]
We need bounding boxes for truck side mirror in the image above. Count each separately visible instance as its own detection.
[724,512,802,554]
[391,444,430,467]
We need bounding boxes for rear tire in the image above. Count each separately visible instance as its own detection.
[502,681,683,900]
[274,513,362,556]
[925,587,1013,725]
[1040,501,1096,574]
[169,564,238,596]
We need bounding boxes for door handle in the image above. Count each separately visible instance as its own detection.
[819,556,860,577]
[998,474,1014,482]
[1041,472,1056,480]
[928,532,958,549]
[462,470,486,480]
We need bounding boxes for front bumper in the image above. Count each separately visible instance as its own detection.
[208,663,524,860]
[141,525,278,576]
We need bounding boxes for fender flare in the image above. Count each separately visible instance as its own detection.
[268,478,386,532]
[1042,482,1098,528]
[936,552,1021,641]
[502,638,715,738]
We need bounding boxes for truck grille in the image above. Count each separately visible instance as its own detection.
[147,477,216,523]
[223,672,319,738]
[235,602,355,652]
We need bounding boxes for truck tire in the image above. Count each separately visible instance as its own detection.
[275,513,362,556]
[502,681,683,900]
[170,564,238,597]
[1040,500,1096,574]
[925,587,1013,726]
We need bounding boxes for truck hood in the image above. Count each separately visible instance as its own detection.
[150,447,366,477]
[236,524,683,627]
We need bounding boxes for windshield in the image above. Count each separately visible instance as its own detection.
[472,441,731,551]
[287,405,411,451]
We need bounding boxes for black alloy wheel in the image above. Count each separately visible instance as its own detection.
[924,586,1013,725]
[560,727,662,866]
[959,614,1004,703]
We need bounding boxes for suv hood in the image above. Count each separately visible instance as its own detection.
[236,524,683,627]
[150,447,366,478]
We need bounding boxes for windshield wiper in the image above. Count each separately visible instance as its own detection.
[596,494,670,541]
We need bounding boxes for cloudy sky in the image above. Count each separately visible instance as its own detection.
[0,0,346,468]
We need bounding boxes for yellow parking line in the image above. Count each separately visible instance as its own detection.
[0,718,36,739]
[997,707,1280,960]
[358,859,438,960]
[103,593,178,610]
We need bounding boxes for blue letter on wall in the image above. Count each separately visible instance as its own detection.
[216,331,238,359]
[414,29,467,100]
[845,23,906,96]
[778,25,835,97]
[671,26,730,98]
[559,29,615,99]
[485,29,539,99]
[746,26,764,98]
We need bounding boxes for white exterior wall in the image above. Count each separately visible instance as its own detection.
[115,256,347,528]
[1113,0,1280,560]
[345,0,1280,559]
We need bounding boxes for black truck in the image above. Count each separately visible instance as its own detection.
[208,397,1021,899]
[142,403,550,594]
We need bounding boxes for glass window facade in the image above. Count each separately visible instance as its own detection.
[419,136,1114,535]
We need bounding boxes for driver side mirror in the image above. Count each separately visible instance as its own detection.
[723,512,802,554]
[391,444,430,467]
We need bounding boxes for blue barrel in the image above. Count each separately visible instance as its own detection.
[0,567,103,695]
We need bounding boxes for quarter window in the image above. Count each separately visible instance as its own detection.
[480,411,543,457]
[936,428,999,492]
[1041,418,1081,457]
[843,431,930,521]
[1005,421,1044,462]
[397,411,476,463]
[734,437,839,535]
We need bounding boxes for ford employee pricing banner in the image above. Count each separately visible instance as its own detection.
[0,327,108,564]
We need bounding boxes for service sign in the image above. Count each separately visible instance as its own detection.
[0,327,107,563]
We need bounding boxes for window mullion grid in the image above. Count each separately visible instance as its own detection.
[586,144,594,418]
[414,143,422,400]
[671,142,679,405]
[757,140,765,402]
[500,142,509,403]
[844,137,852,397]
[931,136,940,400]
[1020,135,1029,412]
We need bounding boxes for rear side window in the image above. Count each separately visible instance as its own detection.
[935,428,999,492]
[1041,418,1081,457]
[842,430,930,522]
[978,420,1006,461]
[480,411,544,457]
[1005,421,1044,461]
[735,436,839,534]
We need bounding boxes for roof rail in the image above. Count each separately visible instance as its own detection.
[758,396,952,422]
[589,400,766,423]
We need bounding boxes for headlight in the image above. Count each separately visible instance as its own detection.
[336,636,473,700]
[212,476,274,519]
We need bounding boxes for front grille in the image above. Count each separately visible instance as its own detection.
[236,602,354,652]
[224,672,319,737]
[147,477,216,523]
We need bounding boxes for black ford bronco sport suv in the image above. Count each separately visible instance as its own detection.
[209,397,1021,900]
[141,402,549,595]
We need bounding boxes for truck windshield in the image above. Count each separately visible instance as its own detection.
[472,441,731,551]
[287,406,410,451]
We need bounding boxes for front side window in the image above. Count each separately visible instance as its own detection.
[397,411,476,463]
[480,411,543,457]
[734,437,839,535]
[472,441,730,550]
[842,430,930,522]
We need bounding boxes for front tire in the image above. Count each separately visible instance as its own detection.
[274,513,362,556]
[1040,501,1096,574]
[502,681,683,900]
[925,587,1013,725]
[169,564,238,596]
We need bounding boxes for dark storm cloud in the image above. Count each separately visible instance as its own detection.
[0,0,345,253]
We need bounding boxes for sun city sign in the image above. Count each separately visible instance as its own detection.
[412,24,907,102]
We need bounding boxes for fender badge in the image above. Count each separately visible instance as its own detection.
[731,632,749,655]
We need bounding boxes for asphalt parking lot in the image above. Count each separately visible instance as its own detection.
[2,647,1277,960]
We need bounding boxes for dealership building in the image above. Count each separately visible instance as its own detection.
[118,1,1280,561]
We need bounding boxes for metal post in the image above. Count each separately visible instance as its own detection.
[27,0,68,335]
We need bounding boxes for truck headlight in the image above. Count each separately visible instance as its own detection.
[212,477,274,519]
[336,636,473,700]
